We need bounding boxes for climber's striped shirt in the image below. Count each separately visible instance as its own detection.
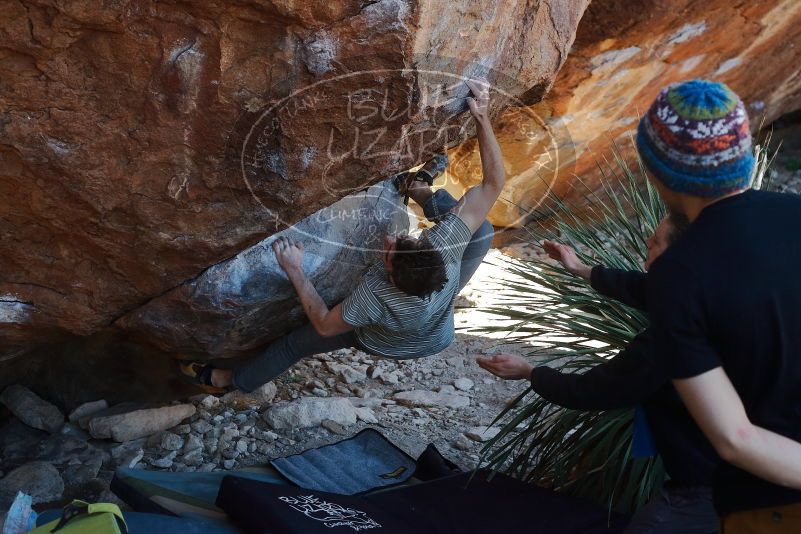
[341,213,473,358]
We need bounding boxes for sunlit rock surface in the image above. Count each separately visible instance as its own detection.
[447,0,801,226]
[0,0,588,376]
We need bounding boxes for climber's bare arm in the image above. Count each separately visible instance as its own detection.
[273,237,354,337]
[453,79,505,234]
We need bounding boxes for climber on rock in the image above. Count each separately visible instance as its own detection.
[181,79,503,393]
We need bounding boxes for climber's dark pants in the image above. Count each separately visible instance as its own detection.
[232,189,493,393]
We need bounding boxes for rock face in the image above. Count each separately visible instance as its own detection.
[0,1,589,391]
[264,397,358,430]
[447,0,801,226]
[0,385,64,433]
[88,403,196,442]
[392,389,470,410]
[116,179,409,356]
[68,399,109,424]
[0,462,64,508]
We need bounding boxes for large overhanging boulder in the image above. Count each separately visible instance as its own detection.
[116,179,410,357]
[0,1,589,402]
[446,0,801,227]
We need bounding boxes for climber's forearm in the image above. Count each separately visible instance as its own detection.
[284,266,351,336]
[453,120,506,233]
[284,266,329,329]
[475,118,505,193]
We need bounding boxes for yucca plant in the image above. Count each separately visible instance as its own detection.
[473,141,774,514]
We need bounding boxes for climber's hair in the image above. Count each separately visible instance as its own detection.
[391,235,448,298]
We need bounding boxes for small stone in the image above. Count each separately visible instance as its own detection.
[222,449,240,460]
[68,399,109,424]
[341,366,367,384]
[235,439,249,453]
[220,382,277,410]
[151,451,177,469]
[261,431,279,442]
[321,419,347,435]
[111,438,144,457]
[453,435,472,451]
[264,397,357,430]
[380,371,401,385]
[223,459,236,470]
[221,427,240,441]
[62,462,101,487]
[173,424,191,435]
[0,462,64,507]
[354,407,378,424]
[183,434,203,453]
[182,449,203,467]
[445,356,466,368]
[199,395,220,409]
[123,448,145,469]
[191,420,213,435]
[437,384,455,393]
[89,404,196,442]
[311,387,328,397]
[350,397,392,408]
[198,463,217,472]
[203,437,218,455]
[392,390,470,410]
[465,426,501,443]
[160,432,184,451]
[454,378,474,391]
[0,385,64,433]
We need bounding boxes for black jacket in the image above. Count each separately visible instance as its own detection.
[529,266,719,486]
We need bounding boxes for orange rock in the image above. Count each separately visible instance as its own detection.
[449,0,801,227]
[0,1,588,401]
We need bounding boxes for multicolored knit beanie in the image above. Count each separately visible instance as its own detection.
[636,79,754,197]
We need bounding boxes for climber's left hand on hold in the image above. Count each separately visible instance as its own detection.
[273,237,304,273]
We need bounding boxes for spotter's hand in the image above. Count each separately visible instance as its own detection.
[542,240,592,279]
[476,353,533,380]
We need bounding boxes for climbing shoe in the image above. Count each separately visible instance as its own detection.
[414,151,449,186]
[393,151,449,205]
[179,361,227,394]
